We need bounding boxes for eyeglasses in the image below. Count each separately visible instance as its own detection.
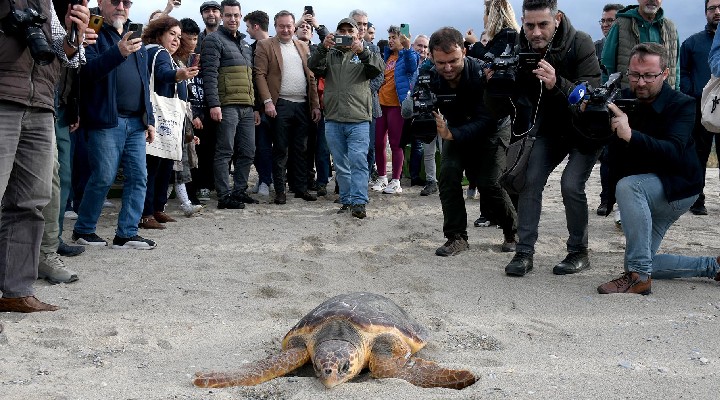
[110,0,133,8]
[598,18,615,25]
[626,70,664,83]
[707,5,720,12]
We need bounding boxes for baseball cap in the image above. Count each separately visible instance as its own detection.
[200,1,221,13]
[336,18,359,31]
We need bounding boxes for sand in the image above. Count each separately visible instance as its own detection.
[1,164,719,400]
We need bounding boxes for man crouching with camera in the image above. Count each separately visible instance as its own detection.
[595,43,718,295]
[403,27,518,256]
[0,0,89,312]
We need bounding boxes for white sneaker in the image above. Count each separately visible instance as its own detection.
[258,182,270,196]
[38,252,79,284]
[180,202,203,217]
[371,176,388,191]
[382,179,403,194]
[64,210,78,220]
[614,209,622,227]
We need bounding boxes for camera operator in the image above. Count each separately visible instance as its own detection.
[486,0,602,277]
[594,43,719,294]
[403,27,517,256]
[0,0,89,312]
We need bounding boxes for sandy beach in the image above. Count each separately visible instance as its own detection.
[1,164,719,400]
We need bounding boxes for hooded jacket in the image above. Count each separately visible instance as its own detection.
[601,5,679,89]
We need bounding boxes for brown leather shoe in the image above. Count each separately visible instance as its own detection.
[153,211,177,223]
[139,216,165,229]
[0,296,59,312]
[597,272,651,295]
[274,192,287,205]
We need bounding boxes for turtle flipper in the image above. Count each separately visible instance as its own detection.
[193,347,310,388]
[368,334,477,390]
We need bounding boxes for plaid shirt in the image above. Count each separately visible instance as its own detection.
[50,5,85,68]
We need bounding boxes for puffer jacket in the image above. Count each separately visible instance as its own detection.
[201,26,254,108]
[381,46,420,103]
[308,45,384,123]
[0,0,61,111]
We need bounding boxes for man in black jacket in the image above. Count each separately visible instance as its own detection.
[493,0,602,277]
[596,43,717,295]
[403,27,517,256]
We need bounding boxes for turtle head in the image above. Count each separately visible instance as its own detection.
[312,339,361,388]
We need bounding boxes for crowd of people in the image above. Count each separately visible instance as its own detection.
[2,0,720,317]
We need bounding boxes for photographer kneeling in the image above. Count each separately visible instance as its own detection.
[595,43,719,295]
[402,26,518,256]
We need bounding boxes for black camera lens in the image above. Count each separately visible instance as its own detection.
[25,26,55,65]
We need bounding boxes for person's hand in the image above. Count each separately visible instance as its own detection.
[119,32,142,58]
[399,33,411,49]
[322,33,335,49]
[83,27,97,46]
[432,110,453,140]
[484,67,494,80]
[69,117,80,132]
[351,38,364,54]
[193,135,200,145]
[176,66,199,81]
[210,107,222,122]
[264,101,277,118]
[146,125,155,143]
[608,103,632,142]
[465,28,478,44]
[192,116,203,130]
[311,108,321,123]
[65,1,90,43]
[254,111,261,126]
[533,59,557,90]
[303,13,318,29]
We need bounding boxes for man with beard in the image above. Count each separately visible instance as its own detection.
[679,0,720,216]
[601,0,679,89]
[197,1,221,52]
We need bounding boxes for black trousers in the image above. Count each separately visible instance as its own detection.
[190,111,218,191]
[270,98,311,193]
[692,104,720,205]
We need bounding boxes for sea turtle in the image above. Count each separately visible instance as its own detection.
[193,292,477,390]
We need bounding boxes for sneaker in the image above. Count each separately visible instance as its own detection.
[370,168,379,182]
[371,176,388,191]
[57,241,85,257]
[317,184,328,197]
[294,191,318,201]
[111,235,157,250]
[552,250,590,275]
[103,199,114,208]
[435,234,469,256]
[473,215,495,227]
[198,189,211,201]
[689,204,708,216]
[258,182,270,197]
[251,180,260,194]
[351,204,366,219]
[382,179,403,194]
[337,204,351,214]
[180,202,203,217]
[38,253,79,284]
[233,192,259,204]
[597,272,652,295]
[64,210,78,220]
[218,195,245,209]
[420,181,438,196]
[505,252,533,276]
[466,188,477,200]
[614,209,622,228]
[71,231,108,246]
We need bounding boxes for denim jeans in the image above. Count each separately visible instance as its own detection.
[214,105,255,198]
[0,102,55,297]
[314,116,331,186]
[326,121,370,205]
[74,116,147,239]
[71,128,91,212]
[516,137,600,254]
[55,107,73,238]
[254,114,272,186]
[616,174,700,276]
[423,135,441,183]
[367,117,377,173]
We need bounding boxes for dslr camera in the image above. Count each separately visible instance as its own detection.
[409,73,456,143]
[333,34,353,47]
[0,0,54,65]
[573,72,638,142]
[485,44,542,97]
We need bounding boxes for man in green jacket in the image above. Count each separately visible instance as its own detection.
[308,18,384,219]
[601,0,680,89]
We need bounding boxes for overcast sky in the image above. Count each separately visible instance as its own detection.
[128,0,705,45]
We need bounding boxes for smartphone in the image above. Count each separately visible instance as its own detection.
[304,5,314,16]
[88,14,104,34]
[400,23,410,37]
[518,52,542,73]
[188,53,200,68]
[128,23,143,40]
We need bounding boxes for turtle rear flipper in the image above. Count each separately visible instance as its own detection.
[194,347,310,388]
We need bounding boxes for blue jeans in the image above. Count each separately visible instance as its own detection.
[516,137,600,254]
[326,121,370,205]
[312,115,331,186]
[616,174,702,277]
[74,116,147,238]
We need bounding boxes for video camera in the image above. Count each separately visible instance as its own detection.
[485,44,542,97]
[409,73,456,143]
[0,0,55,65]
[570,72,638,142]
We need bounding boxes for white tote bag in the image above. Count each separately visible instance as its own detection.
[146,47,186,160]
[700,75,720,133]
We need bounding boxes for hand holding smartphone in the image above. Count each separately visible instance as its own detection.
[188,53,200,68]
[88,14,104,34]
[304,5,314,16]
[400,23,410,37]
[128,23,143,41]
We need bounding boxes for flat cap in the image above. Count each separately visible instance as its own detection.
[336,17,358,31]
[200,1,221,13]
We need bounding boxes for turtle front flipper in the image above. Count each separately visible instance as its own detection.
[194,347,310,388]
[368,334,477,390]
